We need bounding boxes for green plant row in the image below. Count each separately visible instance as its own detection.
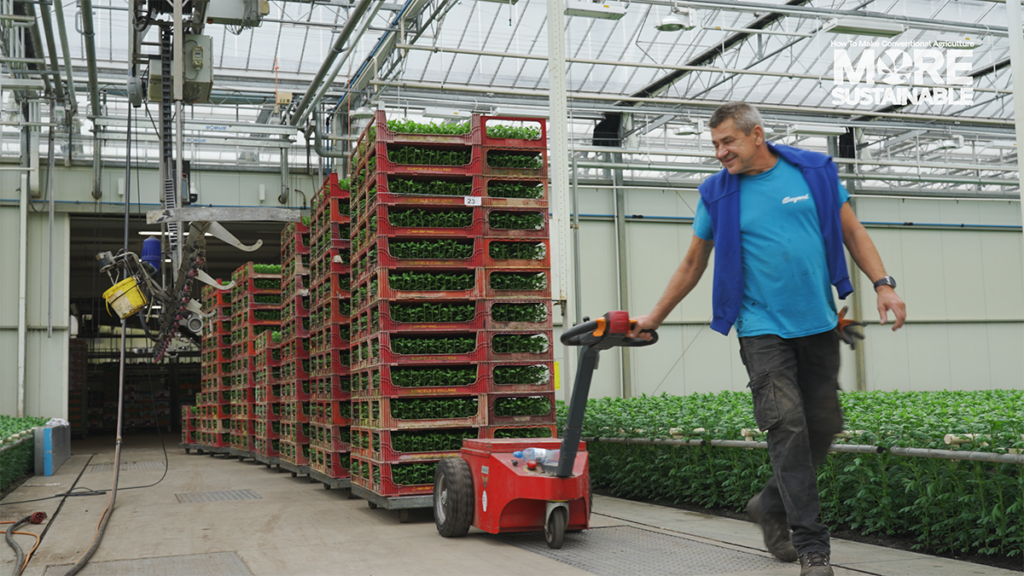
[390,208,474,228]
[388,178,472,197]
[0,415,48,445]
[390,239,474,260]
[492,334,548,354]
[489,212,545,230]
[253,294,280,304]
[253,310,280,321]
[494,427,553,438]
[557,390,1024,558]
[391,429,478,453]
[390,366,477,388]
[487,152,543,169]
[1,415,49,491]
[390,302,476,323]
[495,396,551,417]
[253,279,280,290]
[488,181,544,199]
[491,303,547,323]
[250,264,281,274]
[493,365,549,385]
[391,336,476,355]
[390,271,475,291]
[386,119,472,135]
[486,123,541,140]
[489,241,545,260]
[391,462,438,486]
[391,397,478,420]
[389,147,471,166]
[490,272,547,291]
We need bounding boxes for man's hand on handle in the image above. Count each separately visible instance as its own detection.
[627,314,661,341]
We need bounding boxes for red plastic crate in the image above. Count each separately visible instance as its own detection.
[358,236,485,272]
[487,392,557,426]
[229,371,259,390]
[282,253,310,279]
[197,390,232,406]
[254,402,281,421]
[311,272,351,308]
[484,299,552,331]
[281,226,311,260]
[310,249,351,286]
[366,143,483,181]
[482,206,549,239]
[281,315,311,343]
[352,395,487,430]
[479,116,547,149]
[234,308,283,328]
[229,419,256,436]
[486,360,556,394]
[280,336,310,361]
[281,273,309,302]
[371,110,482,146]
[358,299,486,337]
[310,324,351,354]
[254,346,282,370]
[201,290,232,311]
[351,363,488,398]
[481,177,549,208]
[313,173,350,209]
[352,427,479,463]
[282,294,312,319]
[280,400,311,423]
[351,331,488,370]
[478,424,557,439]
[312,400,352,426]
[281,421,312,444]
[255,366,281,388]
[281,358,311,381]
[313,197,352,233]
[197,418,232,433]
[310,447,351,479]
[358,173,483,212]
[230,434,257,452]
[280,441,311,467]
[310,424,351,452]
[254,419,281,440]
[310,297,351,328]
[255,383,282,403]
[481,147,548,179]
[375,203,484,239]
[484,268,551,299]
[229,388,257,404]
[350,456,435,497]
[311,374,352,401]
[230,276,283,296]
[199,432,232,448]
[182,430,198,444]
[487,330,554,362]
[360,267,486,306]
[201,376,232,392]
[254,437,281,458]
[280,379,311,402]
[204,318,233,336]
[197,404,231,419]
[311,222,351,259]
[482,238,550,269]
[309,348,351,377]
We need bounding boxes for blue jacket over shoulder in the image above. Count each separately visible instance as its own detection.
[698,142,853,336]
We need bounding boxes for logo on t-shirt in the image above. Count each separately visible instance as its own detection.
[782,194,810,204]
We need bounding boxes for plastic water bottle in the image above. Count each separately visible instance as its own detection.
[512,447,560,465]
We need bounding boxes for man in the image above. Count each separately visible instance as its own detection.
[628,102,906,576]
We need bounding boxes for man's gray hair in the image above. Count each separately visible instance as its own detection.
[709,102,763,135]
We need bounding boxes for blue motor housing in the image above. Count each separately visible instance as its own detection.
[141,237,161,274]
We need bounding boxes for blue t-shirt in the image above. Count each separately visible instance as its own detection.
[693,157,850,338]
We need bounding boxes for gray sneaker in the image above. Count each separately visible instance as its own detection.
[746,495,798,562]
[799,551,834,576]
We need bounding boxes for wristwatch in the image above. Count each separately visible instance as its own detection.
[873,276,897,290]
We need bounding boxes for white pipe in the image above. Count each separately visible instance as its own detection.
[18,173,28,418]
[1006,0,1024,386]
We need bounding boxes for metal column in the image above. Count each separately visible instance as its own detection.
[547,0,573,401]
[1006,0,1024,382]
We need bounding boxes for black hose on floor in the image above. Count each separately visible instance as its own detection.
[5,516,30,576]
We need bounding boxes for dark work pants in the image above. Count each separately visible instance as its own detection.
[739,329,844,556]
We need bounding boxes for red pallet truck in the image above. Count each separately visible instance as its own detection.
[432,311,657,548]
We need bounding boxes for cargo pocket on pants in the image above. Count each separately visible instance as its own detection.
[747,371,782,431]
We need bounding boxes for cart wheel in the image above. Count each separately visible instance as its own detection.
[433,458,473,538]
[291,472,297,478]
[185,449,190,454]
[545,507,567,549]
[367,501,377,509]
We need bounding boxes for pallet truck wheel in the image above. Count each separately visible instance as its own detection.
[291,472,297,478]
[367,501,377,509]
[185,449,190,454]
[433,458,473,538]
[545,507,567,549]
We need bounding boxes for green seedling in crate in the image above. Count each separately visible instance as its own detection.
[391,429,478,453]
[391,462,439,486]
[390,239,474,260]
[388,147,472,166]
[391,271,475,291]
[494,396,551,417]
[392,397,478,420]
[252,264,282,274]
[369,216,378,234]
[392,336,476,355]
[491,303,547,323]
[390,302,475,323]
[391,366,477,388]
[390,209,473,228]
[489,212,544,230]
[254,310,281,321]
[389,179,473,196]
[253,279,280,290]
[490,272,547,291]
[494,427,552,439]
[386,119,472,135]
[491,364,548,383]
[486,123,541,140]
[371,309,380,331]
[489,242,546,260]
[492,334,549,354]
[488,181,544,199]
[486,152,544,169]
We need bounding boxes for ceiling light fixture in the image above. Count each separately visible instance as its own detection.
[789,124,849,137]
[350,106,375,119]
[565,0,626,21]
[986,140,1017,150]
[656,7,694,32]
[822,16,905,38]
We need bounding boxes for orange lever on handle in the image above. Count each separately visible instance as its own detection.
[592,317,606,337]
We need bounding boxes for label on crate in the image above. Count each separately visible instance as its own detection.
[463,196,482,206]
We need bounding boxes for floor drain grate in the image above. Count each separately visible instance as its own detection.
[44,551,252,576]
[90,461,166,473]
[494,525,785,576]
[175,489,261,503]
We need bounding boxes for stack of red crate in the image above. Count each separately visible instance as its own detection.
[195,281,233,447]
[254,330,282,458]
[229,262,282,454]
[347,112,556,500]
[307,174,353,479]
[280,220,314,470]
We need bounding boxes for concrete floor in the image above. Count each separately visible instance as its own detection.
[1,435,1019,576]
